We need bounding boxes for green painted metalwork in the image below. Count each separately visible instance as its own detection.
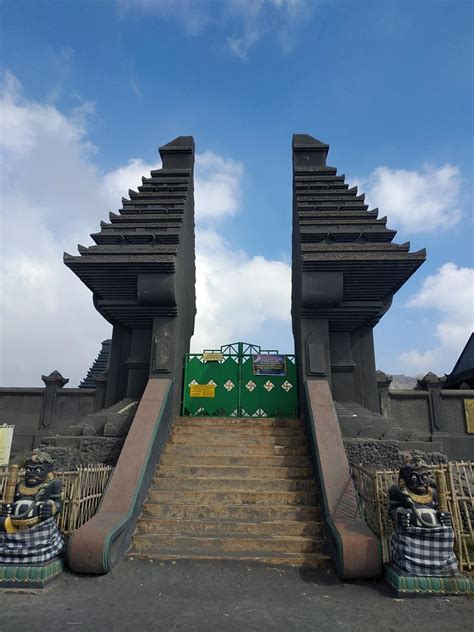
[384,563,474,597]
[0,557,65,589]
[182,342,298,418]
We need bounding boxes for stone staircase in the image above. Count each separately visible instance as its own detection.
[334,400,444,456]
[129,417,329,567]
[334,400,400,439]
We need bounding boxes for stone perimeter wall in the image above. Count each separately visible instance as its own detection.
[2,370,473,463]
[377,372,473,461]
[0,373,98,455]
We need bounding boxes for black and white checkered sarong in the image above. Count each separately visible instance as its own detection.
[0,517,64,565]
[391,525,458,576]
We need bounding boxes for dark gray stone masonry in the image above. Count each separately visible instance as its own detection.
[64,136,196,415]
[291,134,425,415]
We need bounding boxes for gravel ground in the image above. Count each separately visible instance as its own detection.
[1,558,472,632]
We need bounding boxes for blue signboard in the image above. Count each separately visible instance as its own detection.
[252,354,287,376]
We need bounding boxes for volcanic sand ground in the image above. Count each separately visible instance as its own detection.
[1,558,472,632]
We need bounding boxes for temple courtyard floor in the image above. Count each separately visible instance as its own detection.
[1,558,473,631]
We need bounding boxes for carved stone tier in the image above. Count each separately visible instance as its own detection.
[65,137,196,410]
[292,134,426,412]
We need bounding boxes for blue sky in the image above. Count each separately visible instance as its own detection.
[1,0,473,386]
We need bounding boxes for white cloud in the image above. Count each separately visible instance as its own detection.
[195,151,244,221]
[0,74,112,387]
[192,229,291,352]
[102,158,159,211]
[129,76,143,98]
[358,164,463,234]
[399,263,474,375]
[0,71,292,387]
[118,0,212,35]
[117,0,315,58]
[227,30,260,61]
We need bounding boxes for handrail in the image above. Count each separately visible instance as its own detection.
[67,379,173,574]
[304,380,382,578]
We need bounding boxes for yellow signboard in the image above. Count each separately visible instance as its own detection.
[190,384,216,398]
[0,425,14,466]
[464,399,474,434]
[203,352,224,362]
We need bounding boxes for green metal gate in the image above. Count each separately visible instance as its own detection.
[182,342,298,418]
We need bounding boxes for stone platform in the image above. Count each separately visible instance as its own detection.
[384,562,474,597]
[0,557,65,590]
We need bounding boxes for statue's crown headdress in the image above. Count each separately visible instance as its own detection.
[27,449,54,466]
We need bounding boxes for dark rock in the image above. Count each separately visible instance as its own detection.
[344,439,449,470]
[79,437,124,465]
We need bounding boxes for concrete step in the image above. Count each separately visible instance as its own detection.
[426,441,444,453]
[163,444,309,457]
[399,440,445,453]
[142,503,320,522]
[135,518,324,538]
[339,418,389,439]
[132,534,327,555]
[42,436,83,449]
[159,454,312,468]
[57,424,84,437]
[129,551,330,568]
[177,417,303,428]
[151,477,316,492]
[147,489,318,506]
[155,465,313,479]
[172,426,306,438]
[168,434,307,446]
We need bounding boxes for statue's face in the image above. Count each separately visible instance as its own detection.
[24,462,51,487]
[404,467,430,495]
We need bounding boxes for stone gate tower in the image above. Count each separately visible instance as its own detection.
[65,136,196,412]
[291,134,426,412]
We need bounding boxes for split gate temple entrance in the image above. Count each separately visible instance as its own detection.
[66,133,426,579]
[182,342,298,418]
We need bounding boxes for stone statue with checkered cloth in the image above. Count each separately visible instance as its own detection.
[0,450,63,564]
[388,461,458,577]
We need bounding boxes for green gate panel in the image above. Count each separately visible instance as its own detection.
[240,355,297,418]
[182,355,239,416]
[182,343,298,418]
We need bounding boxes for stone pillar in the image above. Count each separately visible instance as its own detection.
[126,329,151,399]
[40,370,69,428]
[105,324,131,408]
[329,331,356,402]
[376,370,393,417]
[417,372,445,432]
[94,371,108,412]
[351,326,379,412]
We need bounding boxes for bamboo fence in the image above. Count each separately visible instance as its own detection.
[0,466,7,502]
[0,464,113,536]
[351,461,474,571]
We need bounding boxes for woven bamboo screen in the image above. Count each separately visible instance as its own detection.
[0,464,113,536]
[351,461,474,571]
